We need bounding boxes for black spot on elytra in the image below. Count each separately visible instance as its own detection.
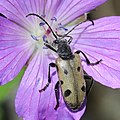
[81,85,86,92]
[64,69,68,75]
[77,66,80,72]
[64,89,72,97]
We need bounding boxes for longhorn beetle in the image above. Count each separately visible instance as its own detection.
[27,13,102,112]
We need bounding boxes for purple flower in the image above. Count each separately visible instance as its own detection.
[0,0,120,120]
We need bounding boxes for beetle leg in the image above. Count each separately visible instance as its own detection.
[54,81,60,110]
[39,63,57,92]
[84,72,94,96]
[75,50,102,66]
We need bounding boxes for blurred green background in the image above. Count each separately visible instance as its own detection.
[0,0,120,120]
[0,68,25,120]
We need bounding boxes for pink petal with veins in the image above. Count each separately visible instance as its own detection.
[70,16,120,88]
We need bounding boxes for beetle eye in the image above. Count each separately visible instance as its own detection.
[53,40,59,44]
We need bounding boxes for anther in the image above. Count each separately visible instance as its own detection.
[51,17,57,21]
[58,23,68,31]
[43,46,48,49]
[42,35,48,43]
[39,22,45,26]
[41,14,46,18]
[31,35,39,41]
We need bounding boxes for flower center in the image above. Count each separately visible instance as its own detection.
[30,16,68,50]
[30,23,51,49]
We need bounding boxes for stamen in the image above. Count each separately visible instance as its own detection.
[51,17,57,21]
[31,35,39,41]
[58,23,68,31]
[43,46,48,49]
[46,29,51,35]
[41,14,46,18]
[42,35,48,43]
[39,22,45,26]
[60,27,68,31]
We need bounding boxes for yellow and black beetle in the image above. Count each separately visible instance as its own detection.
[27,13,102,112]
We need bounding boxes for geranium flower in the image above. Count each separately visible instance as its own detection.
[0,0,120,120]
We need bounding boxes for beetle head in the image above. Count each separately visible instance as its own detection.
[57,40,74,60]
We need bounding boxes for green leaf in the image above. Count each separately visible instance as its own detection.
[0,67,26,102]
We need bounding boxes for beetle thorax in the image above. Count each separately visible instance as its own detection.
[57,41,74,60]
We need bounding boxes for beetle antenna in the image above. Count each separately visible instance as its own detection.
[26,13,58,39]
[63,19,94,38]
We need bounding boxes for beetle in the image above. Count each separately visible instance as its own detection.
[27,13,102,112]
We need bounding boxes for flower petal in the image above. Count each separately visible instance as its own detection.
[57,100,86,120]
[0,16,34,85]
[15,50,85,120]
[71,16,120,88]
[44,0,62,19]
[55,0,108,25]
[15,50,58,119]
[0,0,43,31]
[0,0,108,30]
